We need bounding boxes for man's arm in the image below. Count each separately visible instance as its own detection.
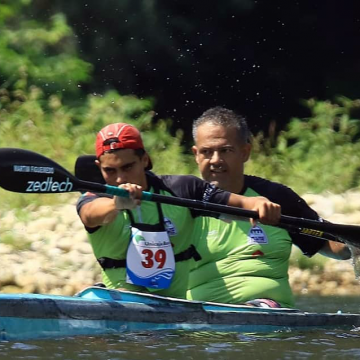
[227,193,281,226]
[159,175,281,226]
[319,240,351,260]
[79,183,142,228]
[79,196,119,228]
[246,176,353,259]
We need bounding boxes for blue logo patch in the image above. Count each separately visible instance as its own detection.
[164,217,177,236]
[247,226,268,244]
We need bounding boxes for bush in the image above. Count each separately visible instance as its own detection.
[0,3,195,211]
[247,97,360,194]
[290,248,328,271]
[0,87,195,210]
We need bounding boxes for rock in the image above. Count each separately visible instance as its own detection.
[0,285,26,294]
[0,271,16,286]
[0,210,17,229]
[26,217,58,233]
[0,243,13,254]
[302,195,335,218]
[56,237,75,252]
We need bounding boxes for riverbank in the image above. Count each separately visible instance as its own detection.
[0,191,359,296]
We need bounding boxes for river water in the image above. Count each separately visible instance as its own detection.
[0,295,359,360]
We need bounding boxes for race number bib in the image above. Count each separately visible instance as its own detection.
[126,228,175,289]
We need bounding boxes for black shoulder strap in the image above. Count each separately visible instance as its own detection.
[126,184,166,231]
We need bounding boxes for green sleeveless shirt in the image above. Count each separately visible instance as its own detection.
[88,189,195,299]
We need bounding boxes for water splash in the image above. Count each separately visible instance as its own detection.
[349,245,360,279]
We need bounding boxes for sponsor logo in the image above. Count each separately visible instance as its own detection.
[252,250,264,257]
[13,165,54,174]
[133,234,170,247]
[164,217,177,236]
[26,177,73,192]
[247,225,269,244]
[144,241,171,247]
[134,234,146,243]
[300,228,324,237]
[202,183,216,201]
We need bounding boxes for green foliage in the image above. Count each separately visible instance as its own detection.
[0,1,91,95]
[0,232,32,251]
[0,86,194,210]
[0,2,194,211]
[290,248,328,271]
[247,97,360,194]
[1,1,360,214]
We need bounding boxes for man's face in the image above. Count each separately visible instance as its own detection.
[192,123,251,193]
[96,149,149,189]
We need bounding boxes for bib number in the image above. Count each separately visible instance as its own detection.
[126,228,175,289]
[142,249,166,268]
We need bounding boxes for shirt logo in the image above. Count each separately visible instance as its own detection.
[252,250,264,257]
[164,217,177,236]
[202,184,216,201]
[247,226,269,244]
[134,234,146,243]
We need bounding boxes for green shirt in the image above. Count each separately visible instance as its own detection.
[77,173,230,299]
[186,187,294,308]
[88,194,195,298]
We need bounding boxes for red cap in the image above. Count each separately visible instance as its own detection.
[96,123,152,169]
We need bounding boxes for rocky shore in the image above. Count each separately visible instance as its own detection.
[0,191,360,297]
[290,191,360,296]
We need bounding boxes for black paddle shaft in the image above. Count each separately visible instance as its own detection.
[151,192,360,246]
[0,147,359,247]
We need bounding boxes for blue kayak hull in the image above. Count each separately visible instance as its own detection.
[0,287,359,341]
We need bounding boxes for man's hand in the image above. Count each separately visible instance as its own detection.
[115,183,143,210]
[242,196,281,226]
[227,194,281,226]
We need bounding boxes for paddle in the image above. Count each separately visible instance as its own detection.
[74,155,349,246]
[1,147,360,248]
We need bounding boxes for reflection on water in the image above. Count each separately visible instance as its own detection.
[0,296,359,360]
[1,330,360,360]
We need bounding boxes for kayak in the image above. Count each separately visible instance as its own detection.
[0,286,359,341]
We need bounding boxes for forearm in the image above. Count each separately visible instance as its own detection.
[79,197,119,228]
[227,193,281,226]
[319,241,351,260]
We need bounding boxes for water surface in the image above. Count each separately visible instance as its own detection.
[0,296,359,360]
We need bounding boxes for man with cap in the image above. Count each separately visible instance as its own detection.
[77,122,281,299]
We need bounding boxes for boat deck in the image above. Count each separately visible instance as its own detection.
[0,287,359,341]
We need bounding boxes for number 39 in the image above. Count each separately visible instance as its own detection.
[141,249,166,269]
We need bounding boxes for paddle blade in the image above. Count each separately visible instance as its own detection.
[0,148,80,194]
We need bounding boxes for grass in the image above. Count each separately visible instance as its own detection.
[0,232,32,251]
[290,248,328,271]
[0,188,76,214]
